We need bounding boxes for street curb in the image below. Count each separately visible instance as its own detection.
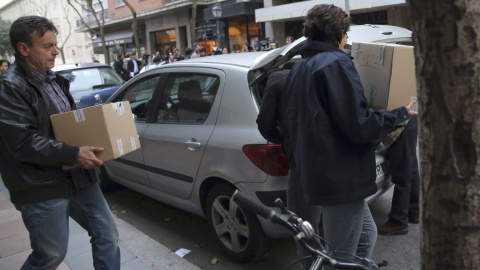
[114,216,201,270]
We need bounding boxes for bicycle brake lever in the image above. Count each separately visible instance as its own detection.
[274,198,289,214]
[377,260,388,267]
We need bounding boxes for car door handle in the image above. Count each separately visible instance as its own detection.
[184,139,201,150]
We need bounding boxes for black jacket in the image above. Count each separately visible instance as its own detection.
[0,57,96,204]
[114,59,128,80]
[256,70,290,145]
[127,59,142,75]
[282,42,410,206]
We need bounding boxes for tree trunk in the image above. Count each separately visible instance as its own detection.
[67,0,109,64]
[190,0,197,48]
[122,0,141,56]
[406,1,480,269]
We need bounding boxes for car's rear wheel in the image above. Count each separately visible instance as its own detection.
[206,183,271,262]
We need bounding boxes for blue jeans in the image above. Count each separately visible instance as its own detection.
[287,169,323,269]
[15,184,120,270]
[321,200,377,266]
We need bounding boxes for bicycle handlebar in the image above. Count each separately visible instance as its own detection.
[231,190,386,270]
[232,190,282,223]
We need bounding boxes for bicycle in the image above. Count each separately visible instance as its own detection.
[231,190,389,270]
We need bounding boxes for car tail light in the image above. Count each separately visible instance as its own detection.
[242,144,289,176]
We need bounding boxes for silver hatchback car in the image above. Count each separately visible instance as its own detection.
[101,25,412,262]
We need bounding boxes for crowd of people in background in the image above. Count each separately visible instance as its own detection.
[99,34,296,81]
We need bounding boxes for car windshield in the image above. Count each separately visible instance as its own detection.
[57,67,124,92]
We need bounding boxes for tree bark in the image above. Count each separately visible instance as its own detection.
[67,0,109,64]
[190,0,197,48]
[406,0,480,269]
[122,0,141,56]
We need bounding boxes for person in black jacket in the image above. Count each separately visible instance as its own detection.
[281,4,418,263]
[0,16,120,269]
[257,69,322,269]
[114,52,128,80]
[127,52,142,78]
[378,116,420,235]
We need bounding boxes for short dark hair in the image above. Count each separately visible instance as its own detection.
[198,46,206,53]
[0,59,10,67]
[303,4,351,47]
[185,48,192,55]
[10,16,58,55]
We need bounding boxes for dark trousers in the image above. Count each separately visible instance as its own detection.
[387,116,420,225]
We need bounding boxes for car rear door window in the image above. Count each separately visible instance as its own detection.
[58,67,123,92]
[156,74,219,124]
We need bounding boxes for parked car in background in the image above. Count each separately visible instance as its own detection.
[52,63,125,109]
[99,25,412,263]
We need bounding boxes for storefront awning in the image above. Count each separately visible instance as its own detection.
[92,30,133,47]
[255,0,406,23]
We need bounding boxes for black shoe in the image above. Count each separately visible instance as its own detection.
[408,214,420,224]
[377,220,408,236]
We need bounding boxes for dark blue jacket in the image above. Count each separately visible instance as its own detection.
[282,42,410,206]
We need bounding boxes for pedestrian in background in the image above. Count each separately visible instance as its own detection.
[114,53,128,81]
[173,48,185,61]
[191,43,201,58]
[0,59,10,73]
[127,52,142,78]
[251,40,260,51]
[0,15,120,270]
[184,48,193,59]
[123,52,131,70]
[378,116,420,235]
[269,41,277,50]
[152,51,162,62]
[92,56,99,63]
[198,46,207,57]
[281,4,417,264]
[286,35,295,44]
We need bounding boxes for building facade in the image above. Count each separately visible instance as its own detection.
[1,0,411,64]
[256,0,411,47]
[0,0,96,64]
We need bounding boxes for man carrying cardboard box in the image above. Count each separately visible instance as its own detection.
[0,16,120,269]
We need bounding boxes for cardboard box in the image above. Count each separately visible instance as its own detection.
[51,101,141,164]
[351,42,417,110]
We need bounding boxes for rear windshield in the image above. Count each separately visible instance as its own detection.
[57,67,124,92]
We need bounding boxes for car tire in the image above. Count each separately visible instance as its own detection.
[206,183,271,262]
[96,166,122,192]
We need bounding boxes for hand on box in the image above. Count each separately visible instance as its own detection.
[405,99,418,118]
[77,146,104,169]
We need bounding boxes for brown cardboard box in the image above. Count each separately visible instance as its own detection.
[351,42,417,111]
[51,101,141,164]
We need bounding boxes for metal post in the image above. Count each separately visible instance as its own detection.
[345,0,350,15]
[216,19,221,49]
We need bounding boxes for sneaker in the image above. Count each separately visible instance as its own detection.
[408,214,420,224]
[377,220,408,236]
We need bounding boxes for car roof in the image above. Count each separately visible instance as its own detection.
[52,62,112,71]
[173,52,265,69]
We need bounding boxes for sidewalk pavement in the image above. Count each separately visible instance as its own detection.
[0,180,200,270]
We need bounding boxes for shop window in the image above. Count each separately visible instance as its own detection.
[228,15,258,53]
